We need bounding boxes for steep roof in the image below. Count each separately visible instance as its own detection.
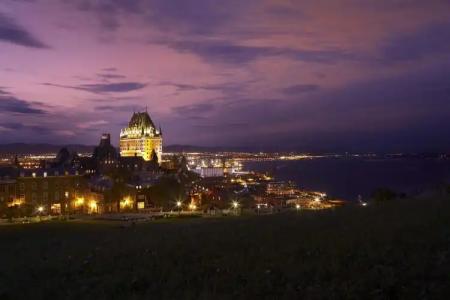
[129,111,155,129]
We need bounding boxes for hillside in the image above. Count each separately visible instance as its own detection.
[0,196,449,299]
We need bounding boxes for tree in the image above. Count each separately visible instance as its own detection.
[150,149,159,166]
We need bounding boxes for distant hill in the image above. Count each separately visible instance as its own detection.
[0,143,258,155]
[0,143,95,155]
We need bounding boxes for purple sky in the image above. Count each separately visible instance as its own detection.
[1,0,450,152]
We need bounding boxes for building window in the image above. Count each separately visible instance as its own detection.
[43,181,48,190]
[32,182,37,190]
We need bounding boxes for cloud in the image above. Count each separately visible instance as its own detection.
[42,82,147,94]
[0,87,10,95]
[0,122,53,134]
[281,84,320,95]
[172,103,215,116]
[97,73,127,80]
[381,22,450,62]
[0,95,47,114]
[101,67,118,72]
[0,122,23,131]
[0,12,48,48]
[95,104,144,112]
[70,0,244,34]
[156,39,355,64]
[157,80,238,93]
[77,119,109,129]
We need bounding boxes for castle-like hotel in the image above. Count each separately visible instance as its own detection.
[119,111,163,163]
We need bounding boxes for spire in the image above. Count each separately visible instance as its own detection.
[159,125,162,135]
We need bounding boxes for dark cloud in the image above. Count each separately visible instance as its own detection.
[0,87,10,95]
[281,84,320,95]
[97,73,127,80]
[0,122,54,135]
[79,82,147,93]
[193,122,248,130]
[381,22,450,62]
[74,0,141,31]
[42,82,147,93]
[172,103,215,116]
[265,4,304,18]
[157,81,237,93]
[71,0,246,34]
[0,12,48,48]
[157,39,354,64]
[0,122,24,130]
[0,95,47,114]
[165,63,450,152]
[95,104,144,112]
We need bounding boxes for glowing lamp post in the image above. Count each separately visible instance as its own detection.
[232,201,240,215]
[37,206,44,220]
[189,203,197,211]
[176,201,182,215]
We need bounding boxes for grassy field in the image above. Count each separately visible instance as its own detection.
[1,197,449,299]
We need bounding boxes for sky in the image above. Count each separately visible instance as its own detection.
[1,0,450,152]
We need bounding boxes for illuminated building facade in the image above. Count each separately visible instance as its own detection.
[120,111,162,163]
[0,166,86,215]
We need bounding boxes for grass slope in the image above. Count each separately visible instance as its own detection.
[0,197,449,299]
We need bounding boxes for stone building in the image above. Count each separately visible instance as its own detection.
[120,110,163,163]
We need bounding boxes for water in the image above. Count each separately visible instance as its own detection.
[244,158,450,200]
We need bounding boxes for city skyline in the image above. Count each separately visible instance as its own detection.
[1,1,450,152]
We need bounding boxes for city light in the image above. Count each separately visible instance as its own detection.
[75,197,84,207]
[89,200,97,211]
[120,197,133,209]
[37,206,44,213]
[176,201,182,207]
[295,204,300,210]
[189,203,197,210]
[232,201,239,209]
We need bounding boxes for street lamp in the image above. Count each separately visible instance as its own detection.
[295,204,300,213]
[176,200,182,215]
[37,206,44,221]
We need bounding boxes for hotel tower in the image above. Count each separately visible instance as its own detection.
[119,111,163,163]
